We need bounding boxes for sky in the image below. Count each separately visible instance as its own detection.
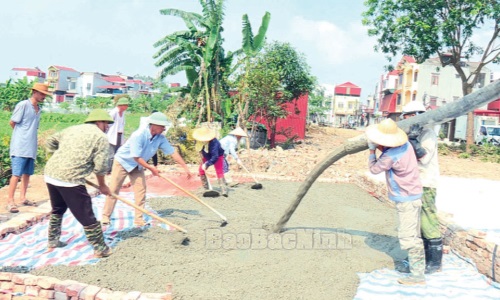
[0,0,439,101]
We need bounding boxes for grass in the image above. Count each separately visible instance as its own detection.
[0,111,147,138]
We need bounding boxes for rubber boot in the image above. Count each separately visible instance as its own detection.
[83,222,112,258]
[47,214,67,249]
[425,238,443,274]
[200,174,209,190]
[218,178,228,197]
[398,247,426,285]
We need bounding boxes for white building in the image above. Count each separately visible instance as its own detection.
[9,67,46,83]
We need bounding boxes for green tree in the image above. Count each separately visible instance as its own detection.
[0,78,34,111]
[234,12,271,131]
[247,41,315,148]
[308,85,329,124]
[362,0,500,150]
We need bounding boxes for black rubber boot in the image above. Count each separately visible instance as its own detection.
[425,238,443,274]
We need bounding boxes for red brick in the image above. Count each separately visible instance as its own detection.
[39,289,56,299]
[79,285,101,300]
[12,274,37,286]
[473,238,488,250]
[66,284,88,297]
[37,276,61,289]
[12,284,25,293]
[25,285,41,296]
[96,290,126,300]
[0,281,14,290]
[0,272,13,281]
[0,294,12,300]
[54,280,80,293]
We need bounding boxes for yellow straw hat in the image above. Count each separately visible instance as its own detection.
[31,83,52,95]
[229,127,247,137]
[192,127,216,142]
[365,119,408,147]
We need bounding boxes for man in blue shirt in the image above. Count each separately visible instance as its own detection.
[6,83,51,213]
[101,112,192,226]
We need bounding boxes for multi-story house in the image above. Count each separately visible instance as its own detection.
[378,68,401,120]
[331,82,361,127]
[10,67,46,83]
[47,65,80,102]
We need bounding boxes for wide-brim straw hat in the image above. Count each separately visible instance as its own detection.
[365,118,408,147]
[84,109,114,124]
[192,127,216,142]
[229,127,247,137]
[31,83,52,95]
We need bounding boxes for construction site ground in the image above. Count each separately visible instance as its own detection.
[1,126,500,299]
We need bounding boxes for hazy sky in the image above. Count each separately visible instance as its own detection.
[0,0,416,99]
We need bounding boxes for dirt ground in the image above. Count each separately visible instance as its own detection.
[3,126,500,299]
[31,181,403,300]
[2,126,500,214]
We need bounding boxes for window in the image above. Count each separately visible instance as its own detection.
[431,74,439,85]
[430,97,437,106]
[348,103,353,109]
[412,94,416,101]
[397,94,401,105]
[86,83,91,90]
[413,72,418,82]
[337,103,344,109]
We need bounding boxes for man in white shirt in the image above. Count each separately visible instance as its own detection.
[107,96,130,171]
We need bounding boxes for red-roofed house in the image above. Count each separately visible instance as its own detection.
[10,67,46,83]
[47,65,80,102]
[331,82,362,126]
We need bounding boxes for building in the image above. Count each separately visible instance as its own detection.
[331,82,361,127]
[9,67,46,83]
[47,65,80,102]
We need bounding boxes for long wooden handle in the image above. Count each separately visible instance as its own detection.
[85,180,187,233]
[240,164,259,184]
[158,174,227,222]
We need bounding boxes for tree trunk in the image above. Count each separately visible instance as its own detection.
[273,80,500,233]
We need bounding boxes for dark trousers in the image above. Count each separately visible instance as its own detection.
[46,183,97,226]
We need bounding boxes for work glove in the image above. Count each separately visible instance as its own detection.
[367,142,378,151]
[236,158,243,166]
[201,163,208,171]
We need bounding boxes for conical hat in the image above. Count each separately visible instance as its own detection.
[229,127,247,137]
[365,119,408,147]
[192,127,216,142]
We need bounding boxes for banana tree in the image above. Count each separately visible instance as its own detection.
[235,12,271,134]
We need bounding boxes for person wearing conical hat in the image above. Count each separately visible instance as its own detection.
[6,83,52,213]
[102,112,192,226]
[107,96,130,172]
[192,127,229,197]
[219,127,248,186]
[365,118,425,286]
[44,109,114,258]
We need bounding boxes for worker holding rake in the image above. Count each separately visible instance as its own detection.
[102,112,192,226]
[219,127,247,187]
[192,127,229,197]
[44,109,114,258]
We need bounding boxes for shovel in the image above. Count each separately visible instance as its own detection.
[158,174,228,226]
[85,180,187,233]
[239,163,263,189]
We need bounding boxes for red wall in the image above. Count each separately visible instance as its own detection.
[253,93,308,143]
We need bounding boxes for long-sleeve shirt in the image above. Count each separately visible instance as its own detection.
[368,142,423,202]
[10,99,41,159]
[115,126,175,172]
[417,128,440,188]
[44,124,109,185]
[219,134,239,160]
[201,139,225,167]
[107,107,126,145]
